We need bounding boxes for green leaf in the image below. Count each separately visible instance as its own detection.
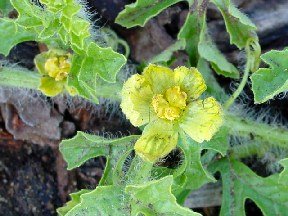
[150,39,186,64]
[59,131,139,170]
[210,159,288,216]
[79,42,126,84]
[68,55,99,103]
[126,176,201,216]
[115,0,183,28]
[57,189,91,216]
[251,49,288,104]
[65,186,129,215]
[0,0,13,17]
[211,0,257,49]
[197,58,228,102]
[279,158,288,184]
[175,130,228,191]
[198,20,239,79]
[10,0,43,27]
[0,18,36,56]
[0,66,40,89]
[178,8,203,66]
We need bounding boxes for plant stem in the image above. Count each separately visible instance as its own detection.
[228,142,269,159]
[0,67,41,89]
[126,155,153,184]
[225,115,288,149]
[224,62,250,109]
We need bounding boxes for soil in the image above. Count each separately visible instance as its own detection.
[1,0,288,215]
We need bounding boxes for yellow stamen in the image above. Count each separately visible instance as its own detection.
[44,55,71,81]
[152,86,187,121]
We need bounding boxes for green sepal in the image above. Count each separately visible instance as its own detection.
[39,76,65,97]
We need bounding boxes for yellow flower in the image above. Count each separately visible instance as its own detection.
[121,64,223,162]
[35,49,76,97]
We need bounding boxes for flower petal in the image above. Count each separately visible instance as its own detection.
[179,97,223,143]
[39,77,64,97]
[174,66,207,100]
[134,120,178,162]
[143,64,174,94]
[121,74,154,127]
[34,52,49,75]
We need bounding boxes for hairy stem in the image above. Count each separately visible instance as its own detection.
[228,142,269,159]
[0,67,40,89]
[224,62,250,109]
[225,115,288,149]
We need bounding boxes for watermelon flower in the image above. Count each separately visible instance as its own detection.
[35,49,76,97]
[121,64,223,162]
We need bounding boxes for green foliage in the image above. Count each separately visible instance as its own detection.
[126,176,201,216]
[210,159,288,216]
[0,0,126,102]
[175,129,228,190]
[59,131,139,170]
[211,0,257,49]
[0,0,13,17]
[2,0,288,215]
[115,0,183,28]
[198,20,239,78]
[251,49,288,104]
[150,39,186,64]
[178,10,203,66]
[0,18,36,56]
[57,189,91,216]
[59,176,200,216]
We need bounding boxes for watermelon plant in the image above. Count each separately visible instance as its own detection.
[0,0,288,215]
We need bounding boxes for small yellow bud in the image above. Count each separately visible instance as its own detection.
[134,121,178,162]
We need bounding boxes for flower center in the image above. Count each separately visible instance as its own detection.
[44,56,71,81]
[152,86,187,121]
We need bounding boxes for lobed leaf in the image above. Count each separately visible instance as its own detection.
[60,131,139,170]
[0,18,36,56]
[175,129,228,191]
[198,21,239,79]
[65,186,128,215]
[126,176,201,216]
[115,0,183,28]
[10,0,43,27]
[210,159,288,216]
[0,0,13,17]
[79,42,126,84]
[57,189,91,216]
[251,49,288,104]
[178,9,203,66]
[211,0,257,49]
